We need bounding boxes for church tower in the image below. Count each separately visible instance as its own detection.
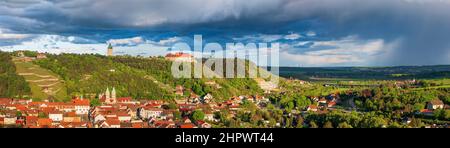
[107,43,113,56]
[111,87,116,101]
[105,88,110,100]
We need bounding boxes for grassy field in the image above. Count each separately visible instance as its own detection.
[13,58,68,101]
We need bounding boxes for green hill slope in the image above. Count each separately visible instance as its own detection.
[0,52,31,98]
[33,54,171,101]
[13,59,68,101]
[32,54,268,101]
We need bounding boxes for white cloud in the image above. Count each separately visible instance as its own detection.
[107,36,144,46]
[306,31,316,37]
[0,29,31,40]
[280,36,395,66]
[284,33,302,40]
[295,41,312,46]
[233,34,283,42]
[156,37,182,45]
[0,34,170,56]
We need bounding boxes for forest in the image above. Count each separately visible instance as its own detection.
[0,52,31,98]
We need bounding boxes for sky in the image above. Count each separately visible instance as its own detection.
[1,0,450,67]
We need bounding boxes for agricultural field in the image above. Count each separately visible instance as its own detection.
[12,58,68,101]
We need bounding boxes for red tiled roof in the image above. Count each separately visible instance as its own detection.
[40,107,57,113]
[37,118,52,126]
[420,109,433,113]
[165,52,193,58]
[116,111,130,117]
[117,97,132,102]
[49,111,63,114]
[180,123,195,128]
[105,118,121,125]
[65,112,77,117]
[15,104,28,111]
[72,99,90,106]
[0,98,13,105]
[132,123,143,128]
[308,105,318,109]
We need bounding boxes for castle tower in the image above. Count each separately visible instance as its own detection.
[107,43,113,56]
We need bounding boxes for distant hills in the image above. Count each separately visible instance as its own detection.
[276,66,450,81]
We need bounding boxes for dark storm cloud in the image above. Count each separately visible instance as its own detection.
[1,0,450,65]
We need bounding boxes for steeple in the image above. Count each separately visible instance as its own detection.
[111,87,116,100]
[105,87,110,99]
[107,43,113,56]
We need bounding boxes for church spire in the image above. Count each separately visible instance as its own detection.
[105,87,110,99]
[111,87,116,100]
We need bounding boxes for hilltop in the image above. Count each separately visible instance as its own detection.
[11,52,268,101]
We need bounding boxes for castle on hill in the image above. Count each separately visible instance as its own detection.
[107,43,113,56]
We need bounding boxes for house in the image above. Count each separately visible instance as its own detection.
[327,101,337,108]
[93,114,106,123]
[418,109,434,116]
[26,110,39,117]
[175,85,184,96]
[310,96,319,102]
[201,93,213,104]
[245,95,255,103]
[153,120,176,128]
[165,52,194,62]
[3,117,17,125]
[126,105,139,119]
[318,98,327,104]
[17,51,25,57]
[427,99,444,110]
[25,116,38,127]
[120,122,133,128]
[37,118,53,128]
[307,105,318,112]
[179,104,197,112]
[139,107,163,119]
[254,95,268,104]
[58,122,89,128]
[196,120,211,128]
[189,93,201,104]
[183,118,192,124]
[132,122,144,128]
[144,100,163,108]
[72,98,90,115]
[180,123,196,128]
[49,111,63,122]
[204,111,215,121]
[99,118,121,128]
[117,97,132,104]
[36,53,47,59]
[117,112,132,122]
[63,112,81,123]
